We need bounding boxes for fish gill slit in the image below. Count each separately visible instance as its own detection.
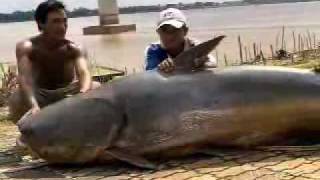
[108,112,129,149]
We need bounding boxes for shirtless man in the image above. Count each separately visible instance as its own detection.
[9,0,99,123]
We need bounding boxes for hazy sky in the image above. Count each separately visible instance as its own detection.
[1,0,232,13]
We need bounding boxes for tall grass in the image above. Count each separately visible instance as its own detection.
[0,63,18,107]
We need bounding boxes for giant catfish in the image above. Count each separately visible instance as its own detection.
[17,36,320,169]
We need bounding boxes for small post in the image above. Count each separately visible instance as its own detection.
[238,35,243,64]
[124,66,128,75]
[215,48,219,66]
[307,30,312,50]
[253,43,257,62]
[301,36,305,60]
[298,34,301,53]
[281,26,285,50]
[313,33,316,49]
[270,45,274,59]
[244,46,248,63]
[313,33,317,59]
[292,31,296,53]
[224,54,228,66]
[253,43,257,59]
[307,35,311,50]
[260,50,266,65]
[248,48,252,63]
[305,36,310,50]
[275,32,279,50]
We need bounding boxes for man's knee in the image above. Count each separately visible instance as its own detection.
[8,89,30,124]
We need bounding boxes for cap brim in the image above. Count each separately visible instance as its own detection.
[157,19,185,29]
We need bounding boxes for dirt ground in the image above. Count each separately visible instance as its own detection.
[1,106,320,180]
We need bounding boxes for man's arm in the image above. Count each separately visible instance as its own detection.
[145,44,175,73]
[74,46,92,93]
[16,41,40,114]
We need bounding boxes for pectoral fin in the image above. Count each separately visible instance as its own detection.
[103,148,157,169]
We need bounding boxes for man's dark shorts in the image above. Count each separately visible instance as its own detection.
[8,81,81,123]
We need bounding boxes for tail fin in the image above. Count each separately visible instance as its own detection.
[174,35,226,70]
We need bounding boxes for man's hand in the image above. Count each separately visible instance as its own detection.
[158,58,175,73]
[31,105,40,115]
[79,89,89,94]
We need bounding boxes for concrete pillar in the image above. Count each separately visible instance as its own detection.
[83,0,136,35]
[98,0,119,25]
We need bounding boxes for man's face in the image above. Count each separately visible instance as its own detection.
[157,25,186,50]
[41,9,67,40]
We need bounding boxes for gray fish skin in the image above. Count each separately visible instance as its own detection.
[18,66,320,166]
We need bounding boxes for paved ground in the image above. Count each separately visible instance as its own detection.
[1,111,320,180]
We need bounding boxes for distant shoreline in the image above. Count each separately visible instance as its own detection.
[0,0,318,24]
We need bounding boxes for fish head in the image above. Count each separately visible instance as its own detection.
[17,97,123,164]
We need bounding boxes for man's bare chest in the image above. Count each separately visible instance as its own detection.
[30,45,77,67]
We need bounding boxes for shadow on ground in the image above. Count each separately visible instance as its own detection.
[2,148,320,180]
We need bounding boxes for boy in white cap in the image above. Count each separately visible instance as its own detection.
[145,8,217,73]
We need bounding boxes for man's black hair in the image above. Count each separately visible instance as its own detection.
[34,0,66,30]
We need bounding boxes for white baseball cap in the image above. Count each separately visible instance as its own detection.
[157,8,187,30]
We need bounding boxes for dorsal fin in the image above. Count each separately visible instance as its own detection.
[174,35,226,70]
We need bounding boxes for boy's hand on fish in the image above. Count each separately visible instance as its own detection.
[158,58,175,73]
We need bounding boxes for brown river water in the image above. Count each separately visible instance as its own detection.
[1,1,320,73]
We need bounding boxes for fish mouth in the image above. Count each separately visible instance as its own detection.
[32,145,102,164]
[15,135,29,152]
[17,110,35,140]
[15,135,41,159]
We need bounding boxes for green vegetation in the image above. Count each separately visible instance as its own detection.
[91,66,123,77]
[289,59,320,70]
